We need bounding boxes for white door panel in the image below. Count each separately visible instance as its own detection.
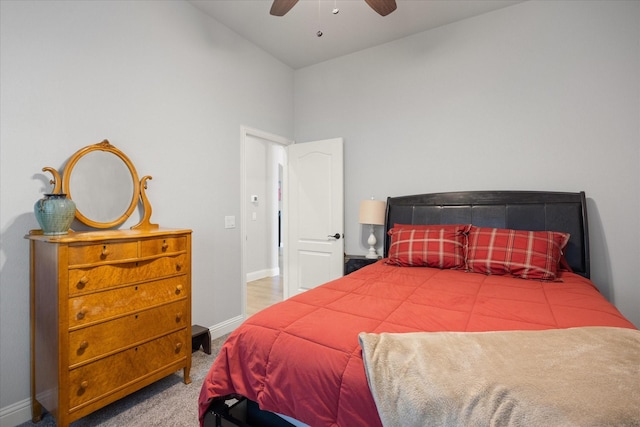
[286,138,344,297]
[297,250,333,289]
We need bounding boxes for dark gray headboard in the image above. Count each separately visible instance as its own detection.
[384,191,590,278]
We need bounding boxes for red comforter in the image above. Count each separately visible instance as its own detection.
[198,261,635,427]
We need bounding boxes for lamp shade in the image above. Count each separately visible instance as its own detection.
[359,199,386,225]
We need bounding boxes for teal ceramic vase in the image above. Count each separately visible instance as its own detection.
[34,193,76,235]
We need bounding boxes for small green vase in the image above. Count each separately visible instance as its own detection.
[34,193,76,235]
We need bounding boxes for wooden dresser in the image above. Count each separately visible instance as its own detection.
[27,228,192,426]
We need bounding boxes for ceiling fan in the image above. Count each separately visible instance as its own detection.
[270,0,397,17]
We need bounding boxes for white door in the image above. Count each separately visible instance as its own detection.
[285,138,344,297]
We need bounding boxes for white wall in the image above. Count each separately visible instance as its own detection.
[294,0,640,326]
[245,135,286,282]
[246,136,270,279]
[0,1,293,424]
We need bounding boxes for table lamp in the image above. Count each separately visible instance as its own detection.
[359,198,386,259]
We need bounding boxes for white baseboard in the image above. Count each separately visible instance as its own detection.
[0,396,31,427]
[207,315,243,340]
[246,267,279,282]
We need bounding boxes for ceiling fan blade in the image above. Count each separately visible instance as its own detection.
[364,0,397,16]
[270,0,299,16]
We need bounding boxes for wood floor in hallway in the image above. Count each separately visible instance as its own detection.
[247,275,283,316]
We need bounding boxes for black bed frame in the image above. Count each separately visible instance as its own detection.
[205,190,590,427]
[384,191,589,278]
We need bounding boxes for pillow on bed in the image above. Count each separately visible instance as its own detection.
[466,226,570,281]
[386,224,470,269]
[558,255,573,272]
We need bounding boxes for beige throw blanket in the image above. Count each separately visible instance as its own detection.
[359,327,640,427]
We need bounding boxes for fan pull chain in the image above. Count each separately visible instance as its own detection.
[317,0,323,37]
[317,0,339,37]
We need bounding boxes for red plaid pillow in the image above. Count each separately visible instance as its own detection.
[386,224,470,269]
[466,226,570,281]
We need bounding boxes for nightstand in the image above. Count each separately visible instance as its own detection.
[344,255,380,275]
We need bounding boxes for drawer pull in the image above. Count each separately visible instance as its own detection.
[175,284,183,294]
[79,340,89,350]
[77,276,89,289]
[162,240,169,251]
[101,245,110,258]
[175,342,183,351]
[176,312,183,321]
[77,307,88,320]
[176,262,183,271]
[80,380,89,390]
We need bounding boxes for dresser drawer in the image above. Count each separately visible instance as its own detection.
[139,236,187,257]
[69,276,187,327]
[68,241,138,265]
[69,300,188,366]
[68,330,187,409]
[68,254,187,295]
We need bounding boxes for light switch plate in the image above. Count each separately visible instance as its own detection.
[224,216,235,229]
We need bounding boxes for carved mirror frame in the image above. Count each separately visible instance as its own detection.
[43,140,157,230]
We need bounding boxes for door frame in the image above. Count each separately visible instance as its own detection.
[240,126,293,319]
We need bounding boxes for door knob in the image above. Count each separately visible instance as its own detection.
[328,233,341,240]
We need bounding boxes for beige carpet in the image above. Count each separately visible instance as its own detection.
[17,334,228,427]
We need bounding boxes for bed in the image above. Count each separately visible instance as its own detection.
[199,191,638,427]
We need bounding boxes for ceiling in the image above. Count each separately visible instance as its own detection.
[188,0,525,69]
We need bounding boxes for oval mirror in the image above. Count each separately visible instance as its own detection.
[62,140,141,229]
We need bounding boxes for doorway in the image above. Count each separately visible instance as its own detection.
[241,127,292,318]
